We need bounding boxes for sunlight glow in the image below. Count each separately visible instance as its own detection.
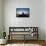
[5,44,42,46]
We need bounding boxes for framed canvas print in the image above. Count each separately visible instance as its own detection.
[16,8,30,17]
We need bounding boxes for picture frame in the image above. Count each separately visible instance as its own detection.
[16,8,30,17]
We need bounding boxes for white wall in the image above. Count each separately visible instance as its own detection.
[3,0,45,40]
[45,0,46,40]
[32,0,45,40]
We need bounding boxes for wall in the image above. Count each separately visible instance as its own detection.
[32,0,45,40]
[45,0,46,40]
[3,0,45,40]
[0,0,3,38]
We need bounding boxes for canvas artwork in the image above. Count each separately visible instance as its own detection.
[16,8,30,17]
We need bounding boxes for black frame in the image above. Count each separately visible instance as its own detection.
[16,8,30,17]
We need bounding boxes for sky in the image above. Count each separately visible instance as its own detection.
[16,8,30,14]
